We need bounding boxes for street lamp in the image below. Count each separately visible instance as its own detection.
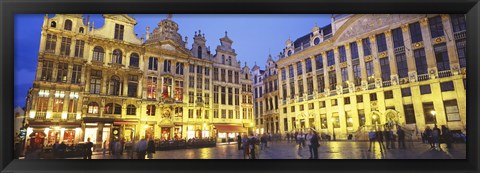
[430,110,437,125]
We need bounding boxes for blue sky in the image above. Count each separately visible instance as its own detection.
[14,14,332,108]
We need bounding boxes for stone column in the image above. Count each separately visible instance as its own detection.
[69,37,75,58]
[322,52,329,91]
[441,14,459,65]
[36,61,43,81]
[334,47,342,91]
[292,63,298,98]
[137,77,143,99]
[345,43,354,84]
[419,18,437,69]
[311,56,319,93]
[301,59,307,97]
[55,36,61,56]
[101,71,108,95]
[66,64,73,84]
[370,35,381,80]
[39,32,47,53]
[357,39,367,80]
[402,24,416,73]
[51,62,58,82]
[123,76,129,97]
[385,30,398,77]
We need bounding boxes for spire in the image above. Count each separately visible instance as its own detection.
[167,14,173,20]
[225,31,228,37]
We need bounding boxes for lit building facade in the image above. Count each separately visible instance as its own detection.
[24,14,254,148]
[276,14,466,140]
[252,55,280,134]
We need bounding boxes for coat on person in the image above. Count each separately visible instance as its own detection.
[147,138,155,159]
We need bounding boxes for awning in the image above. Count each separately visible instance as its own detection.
[83,117,115,123]
[114,121,138,125]
[214,125,247,132]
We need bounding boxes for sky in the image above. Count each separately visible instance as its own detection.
[14,14,332,108]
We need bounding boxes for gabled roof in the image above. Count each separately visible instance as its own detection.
[103,14,137,25]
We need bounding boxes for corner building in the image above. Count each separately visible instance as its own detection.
[275,14,466,140]
[24,14,254,148]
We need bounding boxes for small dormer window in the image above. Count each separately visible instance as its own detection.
[197,46,202,59]
[64,19,72,31]
[50,21,56,28]
[222,55,225,64]
[79,27,84,33]
[228,56,232,65]
[287,50,292,56]
[114,24,124,40]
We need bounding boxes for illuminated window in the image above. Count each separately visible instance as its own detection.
[147,76,157,99]
[87,102,99,114]
[146,105,156,116]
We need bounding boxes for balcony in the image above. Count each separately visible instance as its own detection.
[34,112,47,120]
[297,97,304,102]
[342,88,349,94]
[438,70,453,78]
[394,46,405,55]
[67,113,77,120]
[417,74,430,81]
[329,90,337,96]
[368,83,376,90]
[382,81,392,87]
[52,113,62,119]
[454,30,466,40]
[307,95,314,100]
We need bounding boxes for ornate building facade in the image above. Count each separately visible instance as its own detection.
[24,14,254,148]
[252,55,280,134]
[276,14,466,139]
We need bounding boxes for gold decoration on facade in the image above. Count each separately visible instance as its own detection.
[401,24,409,32]
[384,30,391,37]
[364,55,373,62]
[433,36,446,44]
[413,42,424,49]
[379,51,388,58]
[328,65,335,71]
[340,62,348,68]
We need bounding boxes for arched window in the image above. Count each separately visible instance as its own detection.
[112,49,122,64]
[146,105,156,116]
[64,19,72,31]
[87,102,99,114]
[109,76,121,96]
[221,55,225,64]
[126,105,136,115]
[197,46,202,58]
[79,27,84,33]
[50,21,56,28]
[104,103,122,114]
[129,53,139,67]
[92,46,104,62]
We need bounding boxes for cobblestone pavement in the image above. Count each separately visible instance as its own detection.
[68,141,466,159]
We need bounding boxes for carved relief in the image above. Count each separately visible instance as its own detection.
[340,62,348,68]
[379,51,388,58]
[337,14,421,42]
[413,42,424,49]
[328,65,335,71]
[433,36,446,44]
[364,55,373,62]
[391,75,398,86]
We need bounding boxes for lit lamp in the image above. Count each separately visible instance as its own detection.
[430,110,437,125]
[372,114,378,132]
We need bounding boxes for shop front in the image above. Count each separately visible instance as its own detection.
[214,124,247,143]
[27,122,82,148]
[113,119,138,141]
[82,117,114,150]
[158,118,174,140]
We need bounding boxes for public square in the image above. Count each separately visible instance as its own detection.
[67,141,466,159]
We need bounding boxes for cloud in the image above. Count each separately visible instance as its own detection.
[15,68,36,86]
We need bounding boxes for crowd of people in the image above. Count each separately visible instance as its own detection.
[367,125,407,152]
[421,125,454,150]
[237,129,321,159]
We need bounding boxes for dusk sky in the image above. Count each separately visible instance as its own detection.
[14,14,332,108]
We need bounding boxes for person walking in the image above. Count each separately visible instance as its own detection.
[120,137,125,155]
[377,130,385,152]
[147,137,155,159]
[52,141,59,159]
[102,140,107,156]
[237,134,242,150]
[441,125,452,149]
[136,137,148,159]
[367,130,376,152]
[260,134,267,150]
[83,138,93,159]
[114,139,122,159]
[383,129,391,150]
[58,142,67,159]
[310,130,320,159]
[286,133,290,143]
[425,126,434,148]
[294,131,298,143]
[306,130,313,159]
[242,134,250,159]
[397,126,406,149]
[432,125,441,150]
[248,133,258,159]
[109,139,115,155]
[129,139,137,159]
